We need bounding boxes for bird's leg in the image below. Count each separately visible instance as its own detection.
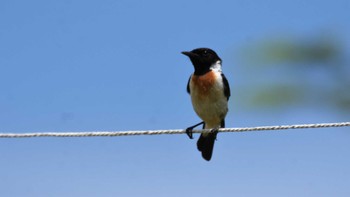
[211,120,224,141]
[185,121,204,139]
[210,127,219,141]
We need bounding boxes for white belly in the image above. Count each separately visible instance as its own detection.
[190,71,228,129]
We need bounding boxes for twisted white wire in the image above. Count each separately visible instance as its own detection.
[0,121,349,138]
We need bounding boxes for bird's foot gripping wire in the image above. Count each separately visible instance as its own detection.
[185,121,204,139]
[210,128,219,140]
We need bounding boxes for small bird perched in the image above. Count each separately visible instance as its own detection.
[182,48,230,161]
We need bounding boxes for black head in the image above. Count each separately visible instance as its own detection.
[182,48,221,75]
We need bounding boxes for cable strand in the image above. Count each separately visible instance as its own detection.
[0,121,349,138]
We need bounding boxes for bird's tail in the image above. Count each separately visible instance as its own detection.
[197,121,224,161]
[197,132,217,161]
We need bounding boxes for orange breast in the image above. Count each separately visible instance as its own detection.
[191,71,217,96]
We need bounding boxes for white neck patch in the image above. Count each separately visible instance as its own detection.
[210,60,222,72]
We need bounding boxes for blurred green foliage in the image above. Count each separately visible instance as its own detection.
[242,37,339,64]
[237,35,350,112]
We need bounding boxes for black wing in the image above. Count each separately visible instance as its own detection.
[221,73,230,100]
[186,75,191,94]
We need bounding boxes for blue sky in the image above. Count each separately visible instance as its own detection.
[1,0,349,196]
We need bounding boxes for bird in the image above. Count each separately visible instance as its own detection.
[182,48,230,161]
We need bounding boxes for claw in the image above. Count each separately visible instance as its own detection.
[211,128,219,134]
[186,127,194,139]
[185,121,204,139]
[210,128,219,141]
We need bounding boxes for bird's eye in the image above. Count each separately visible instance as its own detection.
[203,50,208,55]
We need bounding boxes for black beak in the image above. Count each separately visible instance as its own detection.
[181,51,197,58]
